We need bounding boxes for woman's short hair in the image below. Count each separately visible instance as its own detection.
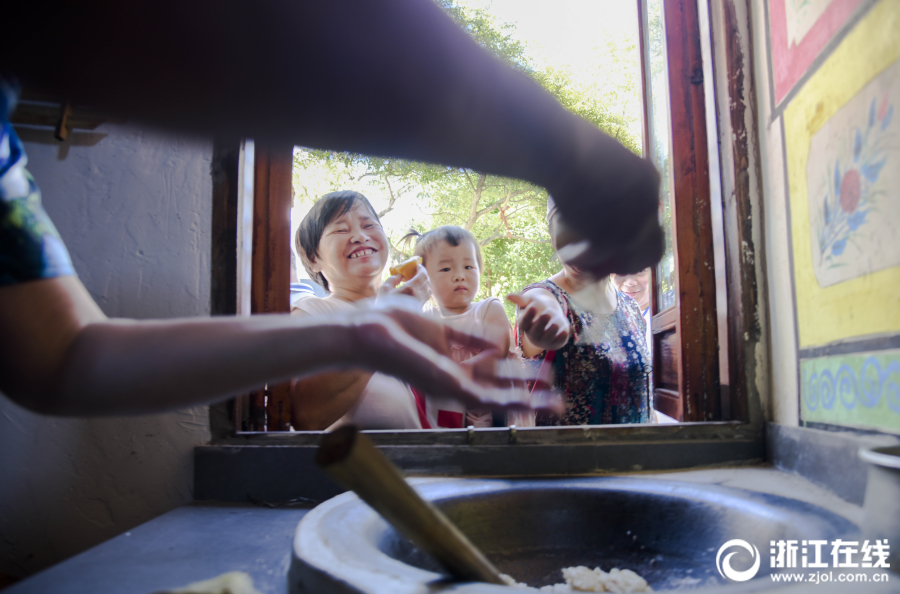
[295,191,380,291]
[401,225,483,271]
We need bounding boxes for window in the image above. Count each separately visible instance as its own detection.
[211,0,763,444]
[639,0,727,422]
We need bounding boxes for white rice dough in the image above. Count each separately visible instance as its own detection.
[501,566,653,592]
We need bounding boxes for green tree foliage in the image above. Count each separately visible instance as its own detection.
[292,0,643,319]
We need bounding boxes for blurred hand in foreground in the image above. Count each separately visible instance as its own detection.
[359,295,562,415]
[546,121,665,279]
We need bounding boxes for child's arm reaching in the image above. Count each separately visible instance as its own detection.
[464,298,514,428]
[508,290,571,358]
[482,298,514,355]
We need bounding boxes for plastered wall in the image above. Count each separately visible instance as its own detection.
[750,0,801,427]
[0,123,213,577]
[750,0,900,435]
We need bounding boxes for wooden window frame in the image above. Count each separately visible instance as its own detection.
[211,0,764,444]
[638,0,723,423]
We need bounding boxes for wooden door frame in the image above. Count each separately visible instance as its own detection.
[242,143,295,431]
[638,0,722,422]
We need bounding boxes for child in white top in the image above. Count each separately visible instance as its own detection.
[404,226,531,428]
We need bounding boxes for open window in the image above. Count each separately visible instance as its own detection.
[210,0,761,437]
[638,0,729,422]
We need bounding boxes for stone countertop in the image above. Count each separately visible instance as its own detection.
[4,502,313,594]
[2,466,871,594]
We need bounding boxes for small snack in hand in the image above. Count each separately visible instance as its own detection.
[389,256,422,281]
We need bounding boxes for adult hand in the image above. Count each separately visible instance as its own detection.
[351,300,562,416]
[555,215,665,280]
[380,264,431,306]
[508,291,570,353]
[550,128,665,278]
[465,409,493,428]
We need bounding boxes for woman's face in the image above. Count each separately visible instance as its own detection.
[611,268,651,310]
[311,201,389,291]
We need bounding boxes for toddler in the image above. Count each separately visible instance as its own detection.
[402,226,529,428]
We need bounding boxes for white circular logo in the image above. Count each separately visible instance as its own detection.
[716,539,761,582]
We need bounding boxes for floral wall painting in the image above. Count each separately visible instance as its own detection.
[784,0,900,349]
[768,0,867,106]
[806,57,899,287]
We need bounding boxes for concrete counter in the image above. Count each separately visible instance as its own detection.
[4,466,874,594]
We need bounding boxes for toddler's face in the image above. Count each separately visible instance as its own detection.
[424,240,480,312]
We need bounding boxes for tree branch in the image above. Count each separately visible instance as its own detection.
[464,172,488,230]
[509,191,544,204]
[377,174,399,219]
[477,231,550,247]
[464,170,477,193]
[505,235,551,244]
[479,231,503,246]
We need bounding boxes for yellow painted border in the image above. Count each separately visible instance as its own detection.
[783,0,900,348]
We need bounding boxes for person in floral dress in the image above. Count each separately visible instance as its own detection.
[510,197,653,426]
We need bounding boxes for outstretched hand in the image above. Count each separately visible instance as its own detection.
[550,130,665,278]
[507,292,570,353]
[353,297,562,416]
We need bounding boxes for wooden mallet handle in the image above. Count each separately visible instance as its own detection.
[317,425,504,585]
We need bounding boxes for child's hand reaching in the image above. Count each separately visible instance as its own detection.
[508,291,570,354]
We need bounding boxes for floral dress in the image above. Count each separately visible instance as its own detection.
[518,280,652,426]
[1,79,75,286]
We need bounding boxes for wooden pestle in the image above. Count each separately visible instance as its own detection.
[316,425,505,585]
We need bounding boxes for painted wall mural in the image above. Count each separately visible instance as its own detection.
[785,0,836,48]
[782,1,900,433]
[784,0,900,349]
[801,350,900,432]
[806,57,899,287]
[768,0,867,105]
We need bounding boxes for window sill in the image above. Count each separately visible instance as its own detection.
[195,421,764,504]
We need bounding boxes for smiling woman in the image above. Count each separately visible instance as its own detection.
[296,192,396,298]
[612,269,653,361]
[611,269,651,314]
[290,191,433,431]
